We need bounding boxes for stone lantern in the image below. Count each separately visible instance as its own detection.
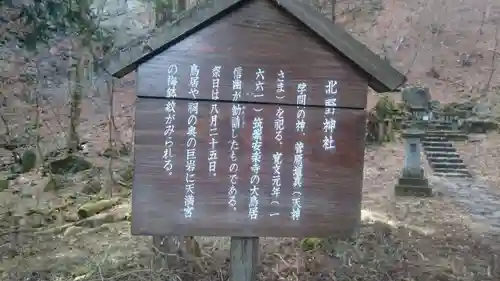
[395,127,432,197]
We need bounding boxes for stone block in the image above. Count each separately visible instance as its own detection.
[395,174,432,197]
[402,167,424,179]
[395,183,432,197]
[463,118,498,134]
[397,176,428,186]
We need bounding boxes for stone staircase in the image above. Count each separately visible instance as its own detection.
[421,120,472,179]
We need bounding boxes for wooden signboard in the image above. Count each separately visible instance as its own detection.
[132,64,366,238]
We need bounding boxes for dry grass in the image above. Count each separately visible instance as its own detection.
[1,137,499,280]
[1,213,498,281]
[454,133,500,187]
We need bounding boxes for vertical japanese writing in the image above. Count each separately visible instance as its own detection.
[184,65,199,218]
[270,70,285,217]
[189,64,200,98]
[232,67,242,101]
[323,80,338,151]
[291,141,304,221]
[254,68,265,99]
[291,82,307,221]
[270,151,282,216]
[275,70,285,144]
[296,83,307,134]
[249,68,264,220]
[184,101,198,219]
[276,70,285,100]
[166,64,178,98]
[249,117,263,220]
[163,65,178,176]
[163,100,176,175]
[275,107,284,145]
[228,66,243,210]
[208,66,221,176]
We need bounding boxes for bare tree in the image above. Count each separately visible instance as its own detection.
[177,0,186,12]
[331,0,336,22]
[154,0,174,27]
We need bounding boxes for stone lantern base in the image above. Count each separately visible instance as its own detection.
[395,168,432,197]
[395,127,432,197]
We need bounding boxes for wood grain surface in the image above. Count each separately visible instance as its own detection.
[132,98,365,237]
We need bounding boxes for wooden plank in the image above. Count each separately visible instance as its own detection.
[132,98,365,238]
[230,237,259,281]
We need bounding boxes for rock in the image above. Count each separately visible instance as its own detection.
[73,274,91,281]
[63,226,85,237]
[43,175,66,191]
[77,198,120,219]
[64,212,80,222]
[118,165,133,188]
[48,155,92,175]
[472,103,492,117]
[101,147,119,158]
[463,117,498,133]
[441,101,476,118]
[20,149,37,173]
[401,86,431,109]
[468,134,487,142]
[0,178,9,191]
[81,179,102,195]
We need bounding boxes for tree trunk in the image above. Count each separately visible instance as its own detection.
[66,41,84,155]
[155,0,174,27]
[331,0,336,22]
[177,0,186,12]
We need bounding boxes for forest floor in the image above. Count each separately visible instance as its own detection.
[1,0,500,280]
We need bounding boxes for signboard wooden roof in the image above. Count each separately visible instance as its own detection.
[101,0,406,93]
[106,0,407,238]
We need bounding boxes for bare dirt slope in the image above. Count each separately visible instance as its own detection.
[334,0,500,110]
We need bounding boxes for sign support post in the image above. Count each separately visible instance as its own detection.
[230,237,259,281]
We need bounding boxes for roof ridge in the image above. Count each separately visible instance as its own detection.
[100,0,406,92]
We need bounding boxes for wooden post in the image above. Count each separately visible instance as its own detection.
[230,237,259,281]
[152,236,177,269]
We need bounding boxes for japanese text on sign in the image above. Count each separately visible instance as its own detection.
[162,65,340,221]
[323,80,337,151]
[163,64,179,175]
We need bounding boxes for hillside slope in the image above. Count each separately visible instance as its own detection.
[326,0,500,110]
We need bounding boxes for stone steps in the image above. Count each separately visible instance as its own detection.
[422,141,453,148]
[426,124,455,130]
[420,133,472,179]
[425,151,461,158]
[427,156,463,163]
[425,131,468,140]
[433,167,472,177]
[403,123,454,130]
[423,146,456,152]
[433,171,471,178]
[424,136,449,141]
[430,162,467,170]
